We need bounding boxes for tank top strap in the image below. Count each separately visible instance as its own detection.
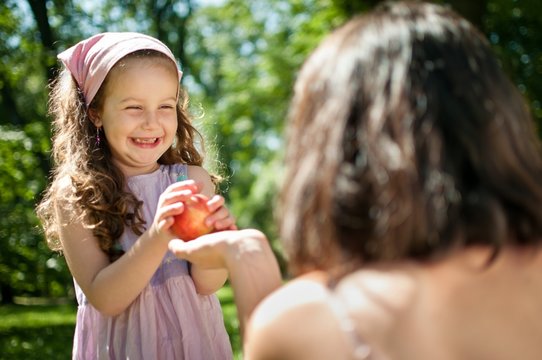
[328,293,372,359]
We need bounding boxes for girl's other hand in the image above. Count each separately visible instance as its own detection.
[205,195,237,231]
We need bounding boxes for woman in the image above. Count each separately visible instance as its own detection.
[170,2,542,359]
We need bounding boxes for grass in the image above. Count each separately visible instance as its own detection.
[217,285,243,360]
[0,303,76,359]
[0,287,242,359]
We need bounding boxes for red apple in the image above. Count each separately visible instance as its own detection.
[171,194,213,241]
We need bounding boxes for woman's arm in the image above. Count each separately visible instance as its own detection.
[169,229,282,337]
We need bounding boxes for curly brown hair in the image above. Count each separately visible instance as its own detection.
[280,1,542,276]
[37,50,209,261]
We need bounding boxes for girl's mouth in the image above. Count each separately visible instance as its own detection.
[131,137,161,147]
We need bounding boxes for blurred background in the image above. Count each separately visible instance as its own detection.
[1,0,541,358]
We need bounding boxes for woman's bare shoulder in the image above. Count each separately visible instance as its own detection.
[250,271,330,325]
[244,272,350,359]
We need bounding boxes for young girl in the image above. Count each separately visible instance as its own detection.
[36,32,235,359]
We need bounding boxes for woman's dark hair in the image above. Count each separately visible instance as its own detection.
[280,1,542,275]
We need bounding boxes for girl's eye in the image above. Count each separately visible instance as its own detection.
[126,106,142,110]
[160,105,175,110]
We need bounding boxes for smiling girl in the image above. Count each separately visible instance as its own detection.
[36,32,235,359]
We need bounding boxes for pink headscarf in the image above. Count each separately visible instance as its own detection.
[57,32,183,106]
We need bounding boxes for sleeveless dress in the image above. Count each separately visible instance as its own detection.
[71,164,233,360]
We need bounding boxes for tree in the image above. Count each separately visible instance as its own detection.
[0,0,540,301]
[184,0,350,269]
[483,0,542,135]
[0,0,58,303]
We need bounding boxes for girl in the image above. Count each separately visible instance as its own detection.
[36,32,235,359]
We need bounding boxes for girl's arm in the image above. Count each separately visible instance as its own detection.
[186,165,235,294]
[169,229,282,338]
[56,181,199,316]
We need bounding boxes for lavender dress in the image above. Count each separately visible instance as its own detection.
[72,164,233,360]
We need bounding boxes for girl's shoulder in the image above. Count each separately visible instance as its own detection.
[160,163,215,196]
[185,164,211,182]
[185,165,216,197]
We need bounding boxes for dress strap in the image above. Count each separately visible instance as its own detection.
[176,163,188,181]
[328,293,372,359]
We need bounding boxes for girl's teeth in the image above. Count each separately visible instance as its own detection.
[134,138,157,144]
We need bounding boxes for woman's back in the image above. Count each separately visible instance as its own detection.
[246,246,542,360]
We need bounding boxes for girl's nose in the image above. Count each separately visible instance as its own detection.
[143,111,159,128]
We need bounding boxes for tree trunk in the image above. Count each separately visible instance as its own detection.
[0,282,14,305]
[0,71,22,126]
[27,0,57,82]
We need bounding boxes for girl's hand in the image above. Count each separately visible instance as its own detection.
[204,195,238,231]
[151,180,201,242]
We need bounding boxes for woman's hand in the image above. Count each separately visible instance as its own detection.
[169,229,282,336]
[168,229,246,269]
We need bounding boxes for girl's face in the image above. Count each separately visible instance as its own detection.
[93,57,179,177]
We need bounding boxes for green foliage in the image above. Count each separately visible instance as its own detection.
[0,125,72,301]
[484,0,542,134]
[217,286,242,359]
[187,0,346,242]
[0,0,541,310]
